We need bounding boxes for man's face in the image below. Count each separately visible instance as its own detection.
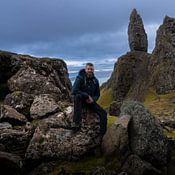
[85,65,94,77]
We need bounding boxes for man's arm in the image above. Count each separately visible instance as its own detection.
[92,80,100,102]
[71,76,89,98]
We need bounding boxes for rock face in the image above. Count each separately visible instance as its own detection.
[30,94,61,119]
[4,91,34,117]
[106,51,150,115]
[0,104,27,125]
[0,51,103,173]
[102,114,131,160]
[121,154,161,175]
[102,101,169,174]
[0,124,34,157]
[0,51,72,104]
[102,11,175,118]
[149,16,175,94]
[128,9,148,52]
[26,106,101,160]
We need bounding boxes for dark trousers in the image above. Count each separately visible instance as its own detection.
[73,94,107,135]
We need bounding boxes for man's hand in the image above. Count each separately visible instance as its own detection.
[86,96,94,103]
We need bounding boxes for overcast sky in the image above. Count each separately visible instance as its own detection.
[0,0,175,63]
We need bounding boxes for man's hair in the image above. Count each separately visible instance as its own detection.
[86,62,94,67]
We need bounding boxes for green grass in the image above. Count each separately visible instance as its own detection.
[144,88,175,119]
[49,155,121,175]
[107,114,118,128]
[49,156,106,174]
[97,87,113,110]
[164,129,175,139]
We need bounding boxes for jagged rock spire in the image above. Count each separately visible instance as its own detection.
[154,15,175,56]
[128,9,148,52]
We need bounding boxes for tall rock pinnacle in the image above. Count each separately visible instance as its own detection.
[128,9,148,52]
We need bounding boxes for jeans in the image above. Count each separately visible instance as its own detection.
[73,94,107,135]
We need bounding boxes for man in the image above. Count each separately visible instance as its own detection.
[71,62,107,136]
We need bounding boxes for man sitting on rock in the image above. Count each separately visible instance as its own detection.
[71,62,107,136]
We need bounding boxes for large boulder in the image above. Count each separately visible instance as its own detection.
[121,154,161,175]
[121,101,169,167]
[102,114,131,161]
[0,104,27,125]
[8,67,63,99]
[102,101,169,173]
[25,106,101,161]
[0,124,34,157]
[4,91,34,117]
[128,9,148,52]
[0,51,72,103]
[149,16,175,94]
[30,94,61,119]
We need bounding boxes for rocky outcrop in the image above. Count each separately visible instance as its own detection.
[149,16,175,94]
[0,104,27,125]
[106,51,150,115]
[128,9,148,52]
[121,154,161,175]
[26,106,101,161]
[4,91,34,117]
[0,124,34,157]
[102,114,131,160]
[99,10,151,116]
[102,11,175,119]
[30,94,61,119]
[0,51,72,104]
[102,101,169,174]
[0,50,104,173]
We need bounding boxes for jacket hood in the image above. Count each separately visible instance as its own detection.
[78,68,95,79]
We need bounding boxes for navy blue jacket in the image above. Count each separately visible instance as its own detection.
[71,68,100,102]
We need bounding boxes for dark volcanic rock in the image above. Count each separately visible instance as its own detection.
[120,101,169,167]
[0,151,23,175]
[0,123,34,157]
[121,154,161,175]
[128,9,148,52]
[25,106,101,161]
[109,101,122,116]
[102,101,169,174]
[30,94,61,119]
[4,91,34,117]
[27,162,55,175]
[0,104,27,125]
[149,16,175,94]
[107,51,150,105]
[8,66,63,99]
[102,114,131,161]
[0,51,72,102]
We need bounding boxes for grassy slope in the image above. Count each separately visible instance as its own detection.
[144,88,175,139]
[97,86,117,128]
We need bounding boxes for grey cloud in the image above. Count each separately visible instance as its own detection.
[0,0,175,59]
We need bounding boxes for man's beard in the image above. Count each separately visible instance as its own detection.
[86,72,93,78]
